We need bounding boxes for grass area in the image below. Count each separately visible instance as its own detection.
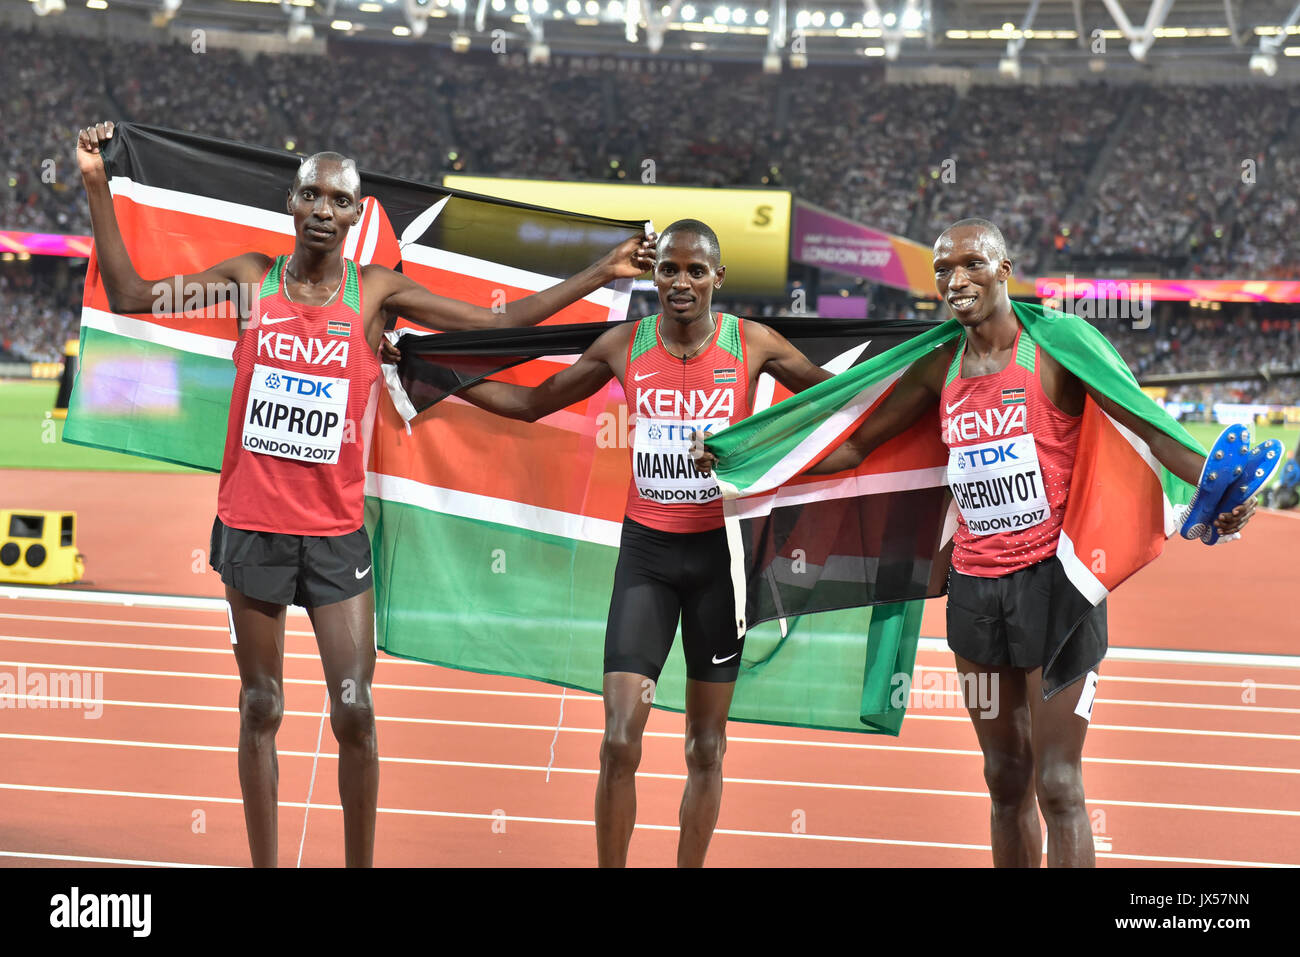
[1184,421,1298,457]
[2,379,1294,474]
[0,380,199,473]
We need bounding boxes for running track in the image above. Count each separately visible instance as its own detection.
[2,588,1297,868]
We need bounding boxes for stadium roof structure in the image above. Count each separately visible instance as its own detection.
[12,0,1300,76]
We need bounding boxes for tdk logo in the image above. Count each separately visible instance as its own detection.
[958,442,1019,469]
[265,372,334,399]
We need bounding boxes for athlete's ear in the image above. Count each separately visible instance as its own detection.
[714,264,726,288]
[997,258,1013,282]
[285,187,294,215]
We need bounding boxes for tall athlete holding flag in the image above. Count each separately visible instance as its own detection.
[76,121,655,867]
[695,219,1258,867]
[452,220,831,866]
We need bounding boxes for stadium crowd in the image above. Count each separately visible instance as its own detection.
[0,26,1297,402]
[5,26,1300,278]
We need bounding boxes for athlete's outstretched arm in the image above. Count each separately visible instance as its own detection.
[803,345,949,475]
[77,122,268,317]
[1082,384,1255,535]
[366,234,655,333]
[747,322,834,394]
[456,325,626,423]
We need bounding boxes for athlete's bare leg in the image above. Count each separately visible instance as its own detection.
[954,655,1039,867]
[227,586,288,868]
[678,678,735,867]
[306,589,378,868]
[595,671,655,867]
[1025,667,1096,868]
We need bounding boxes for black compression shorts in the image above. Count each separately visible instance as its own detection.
[603,517,745,683]
[946,556,1107,695]
[209,516,373,608]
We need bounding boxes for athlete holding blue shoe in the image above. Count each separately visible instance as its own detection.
[696,219,1256,868]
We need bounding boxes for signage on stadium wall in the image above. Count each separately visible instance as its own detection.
[1035,276,1300,304]
[0,231,92,259]
[791,201,1036,301]
[444,175,791,297]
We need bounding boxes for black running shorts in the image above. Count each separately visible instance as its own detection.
[603,517,745,683]
[946,556,1107,695]
[209,516,373,608]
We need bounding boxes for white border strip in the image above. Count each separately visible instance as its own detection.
[79,306,236,361]
[401,242,622,309]
[728,466,949,521]
[365,472,623,548]
[108,175,293,237]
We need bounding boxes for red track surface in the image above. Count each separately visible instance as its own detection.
[0,469,1297,867]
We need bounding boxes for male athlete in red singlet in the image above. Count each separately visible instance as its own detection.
[783,219,1257,867]
[76,121,654,867]
[455,220,831,866]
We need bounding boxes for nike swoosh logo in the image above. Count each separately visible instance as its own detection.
[711,652,739,665]
[355,566,371,579]
[633,372,658,382]
[261,313,297,326]
[945,396,970,414]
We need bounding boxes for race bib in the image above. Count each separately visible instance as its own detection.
[947,433,1050,536]
[242,364,349,464]
[633,416,728,504]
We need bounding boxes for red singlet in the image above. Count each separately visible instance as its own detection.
[623,312,750,533]
[939,324,1080,577]
[216,255,380,536]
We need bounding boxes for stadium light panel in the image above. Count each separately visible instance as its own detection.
[998,56,1020,79]
[392,23,411,33]
[494,0,507,9]
[608,0,622,16]
[681,3,694,19]
[762,52,781,73]
[754,8,766,25]
[901,7,920,30]
[732,7,745,23]
[795,10,809,28]
[533,0,547,12]
[566,0,579,11]
[882,11,894,27]
[810,11,824,27]
[714,5,730,24]
[1250,52,1279,75]
[451,31,471,49]
[829,11,842,27]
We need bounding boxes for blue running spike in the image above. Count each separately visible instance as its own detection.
[1179,424,1251,541]
[1201,439,1286,545]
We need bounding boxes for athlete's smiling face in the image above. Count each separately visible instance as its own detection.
[286,156,362,253]
[654,231,724,325]
[933,226,1012,328]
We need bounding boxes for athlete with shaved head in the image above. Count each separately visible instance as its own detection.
[76,121,655,867]
[696,217,1258,867]
[453,219,834,866]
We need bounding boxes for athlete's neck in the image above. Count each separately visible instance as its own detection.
[658,310,716,359]
[961,305,1018,359]
[287,247,344,285]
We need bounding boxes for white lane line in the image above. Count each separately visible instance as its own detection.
[0,783,1292,868]
[4,729,1297,777]
[6,659,1297,716]
[3,692,1298,743]
[4,733,1298,817]
[0,660,593,700]
[0,850,221,868]
[6,588,1298,669]
[0,635,425,667]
